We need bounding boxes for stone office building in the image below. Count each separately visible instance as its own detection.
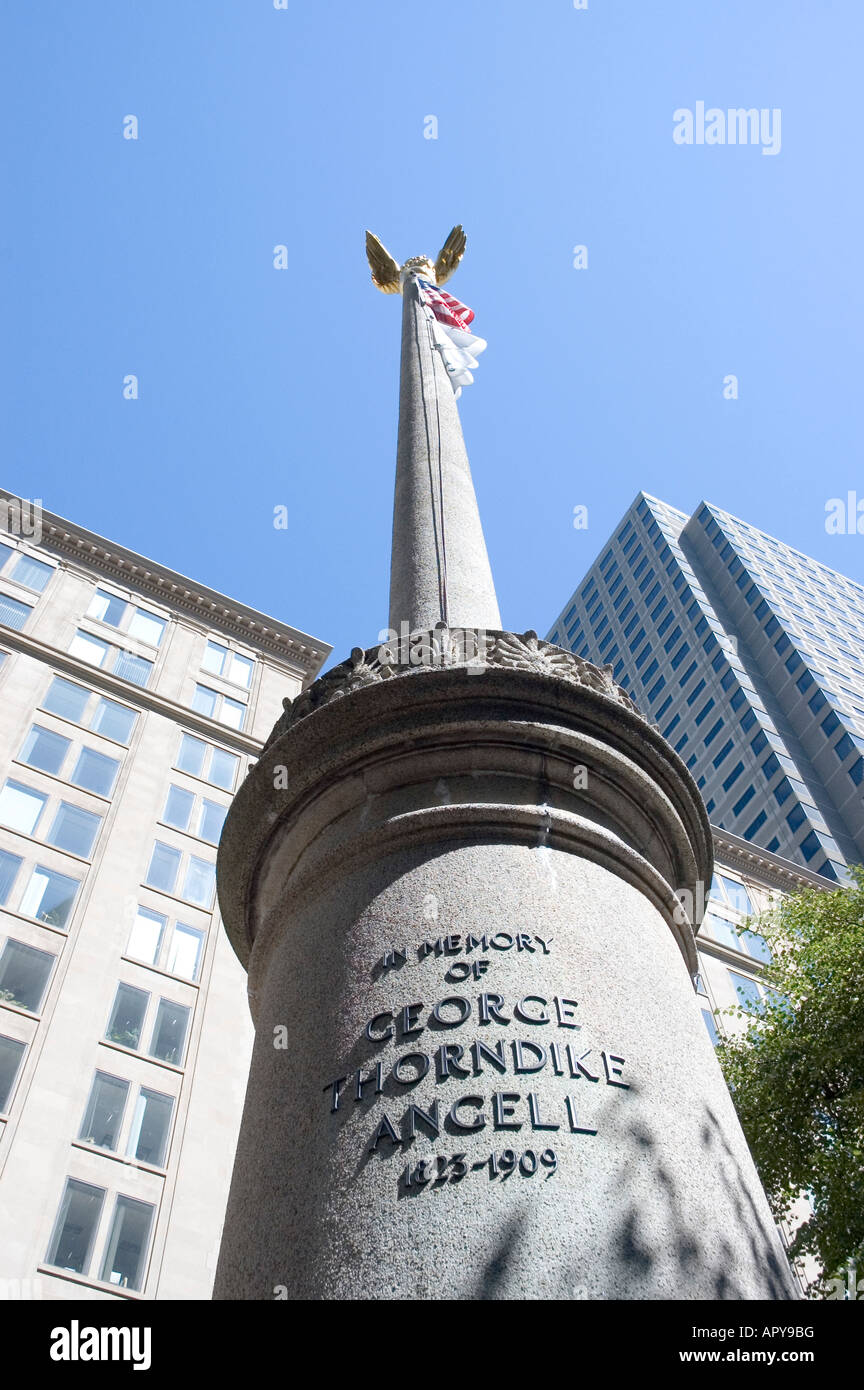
[0,495,328,1300]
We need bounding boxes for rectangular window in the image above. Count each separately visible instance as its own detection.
[92,698,137,744]
[88,589,127,626]
[220,697,246,731]
[42,677,90,724]
[70,748,120,798]
[0,848,23,905]
[126,905,167,966]
[192,685,218,718]
[10,554,52,592]
[69,630,111,667]
[99,1195,155,1292]
[732,786,755,818]
[0,938,55,1012]
[79,1072,129,1151]
[149,998,190,1065]
[127,1087,174,1167]
[18,865,80,929]
[728,970,763,1013]
[703,719,723,747]
[165,924,204,981]
[46,802,102,858]
[197,799,227,845]
[46,1179,105,1276]
[182,856,216,908]
[744,809,767,842]
[177,733,207,778]
[20,725,71,776]
[202,640,254,688]
[163,786,195,831]
[0,594,34,630]
[0,779,48,836]
[106,982,149,1050]
[113,651,152,687]
[0,1033,26,1110]
[146,841,182,895]
[712,739,734,769]
[209,750,239,788]
[695,700,715,727]
[127,609,166,647]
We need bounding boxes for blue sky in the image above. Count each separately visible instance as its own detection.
[2,1,862,669]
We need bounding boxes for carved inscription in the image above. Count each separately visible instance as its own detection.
[323,926,634,1179]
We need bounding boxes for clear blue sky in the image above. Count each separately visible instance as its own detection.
[2,2,862,670]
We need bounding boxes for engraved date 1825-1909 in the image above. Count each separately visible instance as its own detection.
[400,1148,557,1189]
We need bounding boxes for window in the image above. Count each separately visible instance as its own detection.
[10,554,53,591]
[710,873,753,916]
[193,684,247,731]
[87,589,166,647]
[202,640,254,689]
[126,906,167,966]
[182,856,216,908]
[99,1195,155,1291]
[91,697,135,743]
[0,849,22,904]
[0,938,55,1012]
[46,1179,105,1276]
[69,630,153,688]
[106,983,149,1050]
[163,786,195,831]
[786,804,807,833]
[40,678,138,745]
[164,924,204,981]
[42,677,89,724]
[0,1033,26,1110]
[0,780,48,835]
[127,1087,174,1167]
[0,594,34,630]
[701,1008,719,1046]
[175,734,239,791]
[18,865,80,928]
[126,905,204,982]
[20,725,71,775]
[70,748,120,797]
[197,799,227,845]
[728,970,769,1014]
[46,802,102,858]
[149,998,190,1065]
[145,842,182,894]
[79,1072,129,1151]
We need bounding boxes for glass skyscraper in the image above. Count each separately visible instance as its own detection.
[548,494,864,881]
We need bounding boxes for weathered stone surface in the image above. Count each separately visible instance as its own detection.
[388,279,501,633]
[214,656,798,1300]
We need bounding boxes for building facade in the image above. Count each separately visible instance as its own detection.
[0,496,328,1300]
[548,494,864,881]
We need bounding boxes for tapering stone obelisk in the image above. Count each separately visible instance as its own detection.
[213,228,797,1301]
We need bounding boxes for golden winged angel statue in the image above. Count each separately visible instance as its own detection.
[365,225,467,293]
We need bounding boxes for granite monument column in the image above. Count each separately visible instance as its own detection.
[213,230,797,1300]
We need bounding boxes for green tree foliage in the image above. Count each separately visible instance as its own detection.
[716,866,864,1287]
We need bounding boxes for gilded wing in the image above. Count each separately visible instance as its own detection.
[434,224,466,286]
[365,230,401,294]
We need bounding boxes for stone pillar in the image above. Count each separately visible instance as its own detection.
[214,633,798,1300]
[388,277,501,634]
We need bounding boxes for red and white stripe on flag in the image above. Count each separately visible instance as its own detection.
[417,278,475,330]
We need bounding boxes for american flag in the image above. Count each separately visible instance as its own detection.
[417,279,476,330]
[416,278,486,397]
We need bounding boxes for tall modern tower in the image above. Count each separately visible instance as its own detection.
[549,495,864,882]
[213,235,796,1301]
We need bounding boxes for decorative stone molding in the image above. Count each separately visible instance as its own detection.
[265,627,645,750]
